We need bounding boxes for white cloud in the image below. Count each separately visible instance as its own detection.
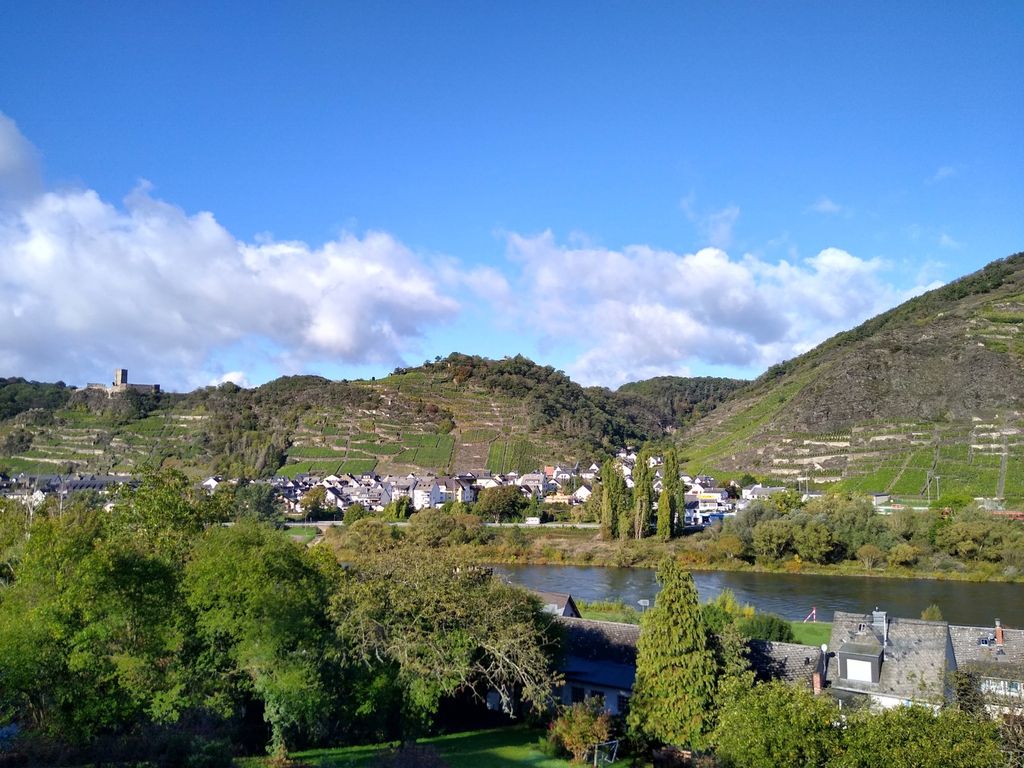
[938,232,961,249]
[210,371,250,388]
[503,233,932,387]
[808,196,843,215]
[0,116,459,389]
[929,165,956,183]
[680,193,740,248]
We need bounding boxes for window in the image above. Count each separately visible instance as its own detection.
[846,658,874,683]
[571,686,585,703]
[617,694,630,715]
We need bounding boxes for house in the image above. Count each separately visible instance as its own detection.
[825,610,951,709]
[572,485,593,504]
[743,484,789,501]
[385,475,417,501]
[412,477,442,510]
[749,640,824,690]
[441,477,477,504]
[948,620,1024,709]
[517,472,548,496]
[201,476,222,493]
[475,474,504,490]
[581,463,601,482]
[323,486,348,511]
[533,591,582,618]
[555,617,639,715]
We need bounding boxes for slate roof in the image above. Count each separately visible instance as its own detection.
[826,611,950,704]
[555,617,640,692]
[950,623,1024,679]
[748,640,823,689]
[555,617,639,667]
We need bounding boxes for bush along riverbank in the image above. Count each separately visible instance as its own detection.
[324,498,1024,585]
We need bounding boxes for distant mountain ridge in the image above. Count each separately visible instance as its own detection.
[0,356,743,480]
[680,251,1024,504]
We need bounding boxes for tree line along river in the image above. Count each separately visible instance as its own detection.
[493,564,1024,627]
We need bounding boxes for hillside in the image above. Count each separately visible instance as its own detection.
[0,357,742,479]
[680,251,1024,504]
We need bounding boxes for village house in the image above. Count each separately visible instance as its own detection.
[441,476,477,504]
[821,610,1024,712]
[412,477,442,510]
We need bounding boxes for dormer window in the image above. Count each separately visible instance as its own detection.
[838,639,884,684]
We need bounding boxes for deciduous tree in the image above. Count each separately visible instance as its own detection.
[713,680,840,768]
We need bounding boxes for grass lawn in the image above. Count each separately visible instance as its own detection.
[284,527,318,544]
[789,621,832,646]
[578,600,641,624]
[243,726,637,767]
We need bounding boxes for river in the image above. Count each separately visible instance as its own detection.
[493,564,1024,627]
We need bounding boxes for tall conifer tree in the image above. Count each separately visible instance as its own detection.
[627,558,717,749]
[656,487,673,541]
[664,448,681,536]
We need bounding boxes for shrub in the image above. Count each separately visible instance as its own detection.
[739,613,795,643]
[549,700,612,763]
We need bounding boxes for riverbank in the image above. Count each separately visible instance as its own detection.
[447,525,1024,584]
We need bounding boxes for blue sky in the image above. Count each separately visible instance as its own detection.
[0,2,1021,390]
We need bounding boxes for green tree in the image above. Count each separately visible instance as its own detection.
[0,507,183,743]
[739,613,795,643]
[664,448,683,535]
[232,481,281,523]
[631,449,654,539]
[331,547,559,738]
[108,469,227,563]
[856,543,884,569]
[183,520,340,756]
[793,521,833,563]
[597,459,632,540]
[344,502,369,525]
[474,485,528,523]
[888,542,918,567]
[301,484,329,520]
[600,481,616,540]
[752,518,795,562]
[383,495,415,521]
[921,603,943,621]
[713,680,840,768]
[656,486,674,541]
[835,706,1002,768]
[627,558,716,749]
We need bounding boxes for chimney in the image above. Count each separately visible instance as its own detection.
[812,671,822,695]
[996,619,1005,647]
[872,608,888,645]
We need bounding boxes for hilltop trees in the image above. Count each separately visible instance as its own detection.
[627,558,717,749]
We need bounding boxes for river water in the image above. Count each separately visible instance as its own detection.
[493,564,1024,627]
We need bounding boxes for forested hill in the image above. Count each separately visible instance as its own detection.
[0,357,743,480]
[679,251,1024,505]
